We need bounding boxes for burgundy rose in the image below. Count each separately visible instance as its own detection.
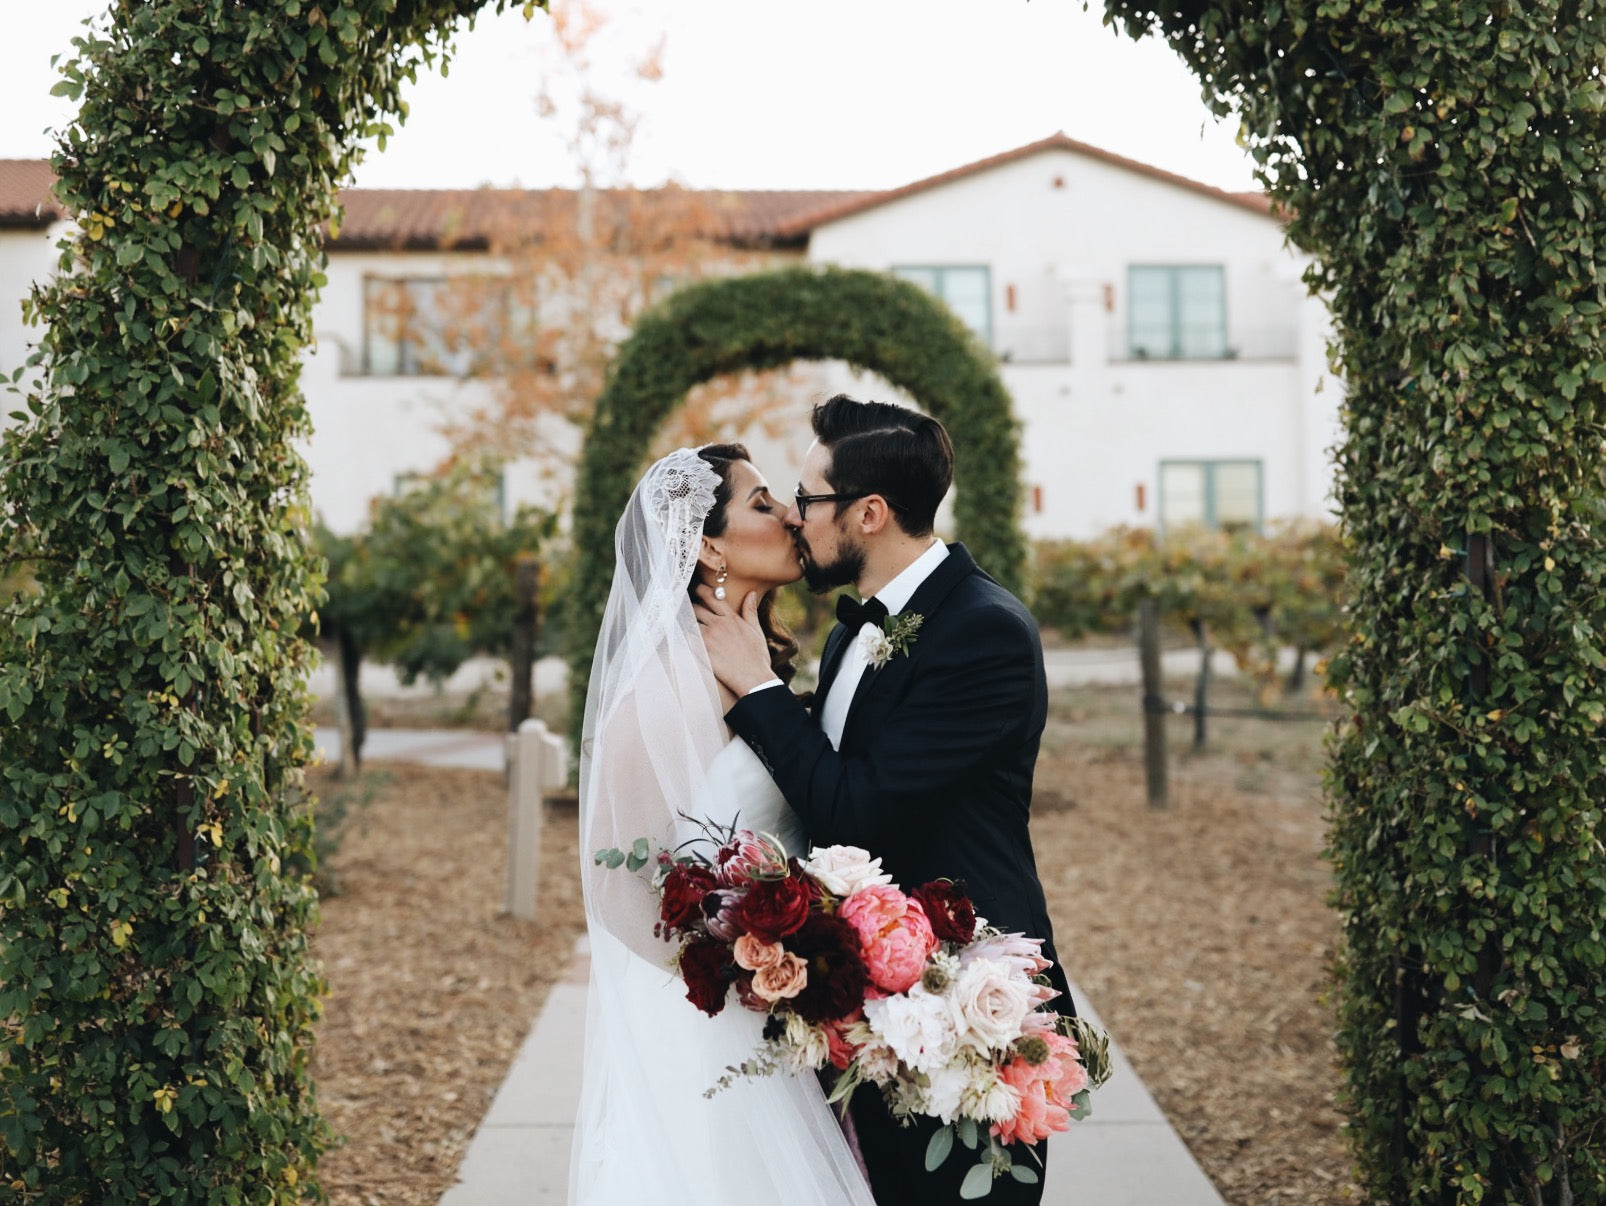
[789,857,827,907]
[732,874,813,942]
[659,863,718,933]
[678,936,731,1017]
[783,912,870,1023]
[913,879,978,945]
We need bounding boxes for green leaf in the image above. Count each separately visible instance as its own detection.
[959,1162,994,1199]
[956,1116,979,1149]
[925,1124,955,1172]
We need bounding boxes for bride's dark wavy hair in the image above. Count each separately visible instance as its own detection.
[694,443,803,689]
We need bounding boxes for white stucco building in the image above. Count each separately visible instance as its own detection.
[0,135,1341,539]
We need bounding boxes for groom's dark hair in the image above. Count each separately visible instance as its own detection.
[811,394,954,537]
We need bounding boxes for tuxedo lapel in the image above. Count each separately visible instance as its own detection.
[837,544,981,745]
[812,623,851,716]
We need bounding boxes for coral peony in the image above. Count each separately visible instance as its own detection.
[839,884,938,993]
[991,1031,1087,1145]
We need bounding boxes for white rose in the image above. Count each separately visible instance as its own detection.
[800,845,894,898]
[953,957,1034,1053]
[865,985,961,1075]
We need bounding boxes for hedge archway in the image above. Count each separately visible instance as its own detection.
[1104,3,1606,1200]
[0,2,531,1197]
[568,264,1027,722]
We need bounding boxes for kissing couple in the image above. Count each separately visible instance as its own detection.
[571,394,1071,1204]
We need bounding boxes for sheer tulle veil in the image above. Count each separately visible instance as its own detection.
[569,449,873,1205]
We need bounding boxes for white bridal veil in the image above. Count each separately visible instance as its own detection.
[570,449,873,1205]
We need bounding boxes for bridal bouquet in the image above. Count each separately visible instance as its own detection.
[595,823,1111,1196]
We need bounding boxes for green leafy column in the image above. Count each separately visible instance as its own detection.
[1102,2,1606,1199]
[0,1,527,1198]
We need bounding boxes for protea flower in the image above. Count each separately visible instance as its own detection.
[714,830,790,885]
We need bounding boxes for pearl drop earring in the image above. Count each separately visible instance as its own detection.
[714,565,728,601]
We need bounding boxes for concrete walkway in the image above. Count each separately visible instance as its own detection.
[440,938,1224,1205]
[311,726,508,773]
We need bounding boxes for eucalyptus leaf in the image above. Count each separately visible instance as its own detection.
[957,1116,979,1150]
[959,1162,994,1200]
[924,1124,955,1172]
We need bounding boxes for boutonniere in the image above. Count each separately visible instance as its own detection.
[861,612,923,669]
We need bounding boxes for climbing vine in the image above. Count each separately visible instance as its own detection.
[0,1,535,1198]
[1101,2,1606,1199]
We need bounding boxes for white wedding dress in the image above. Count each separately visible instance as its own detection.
[570,448,874,1206]
[570,739,875,1206]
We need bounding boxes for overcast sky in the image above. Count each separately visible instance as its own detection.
[0,1,1261,195]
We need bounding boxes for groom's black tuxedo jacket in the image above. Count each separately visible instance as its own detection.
[726,543,1072,1013]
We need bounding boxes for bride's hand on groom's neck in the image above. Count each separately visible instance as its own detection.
[693,585,776,699]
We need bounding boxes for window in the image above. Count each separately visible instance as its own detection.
[1128,265,1227,359]
[893,266,992,344]
[1159,460,1261,531]
[363,276,508,377]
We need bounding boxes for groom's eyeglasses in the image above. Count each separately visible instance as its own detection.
[794,486,868,520]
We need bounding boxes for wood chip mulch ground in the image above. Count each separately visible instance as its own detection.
[308,682,1361,1204]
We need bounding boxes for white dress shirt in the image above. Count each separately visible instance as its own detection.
[819,539,949,749]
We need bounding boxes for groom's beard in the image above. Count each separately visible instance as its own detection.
[798,533,866,594]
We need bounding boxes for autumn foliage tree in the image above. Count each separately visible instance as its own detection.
[433,0,799,478]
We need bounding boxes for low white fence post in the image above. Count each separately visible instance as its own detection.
[506,717,569,920]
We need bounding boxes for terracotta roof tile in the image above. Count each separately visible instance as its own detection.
[330,186,877,249]
[0,139,1274,244]
[0,160,63,226]
[773,133,1275,235]
[0,162,874,246]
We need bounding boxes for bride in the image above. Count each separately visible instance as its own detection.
[569,445,876,1205]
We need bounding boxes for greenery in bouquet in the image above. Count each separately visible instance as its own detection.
[595,823,1113,1197]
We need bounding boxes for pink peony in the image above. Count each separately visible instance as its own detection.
[839,884,939,994]
[991,1032,1087,1146]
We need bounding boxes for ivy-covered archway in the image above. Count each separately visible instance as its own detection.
[568,264,1027,717]
[0,1,533,1197]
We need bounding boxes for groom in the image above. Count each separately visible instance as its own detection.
[696,394,1070,1205]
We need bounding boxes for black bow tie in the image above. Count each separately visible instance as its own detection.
[835,593,888,630]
